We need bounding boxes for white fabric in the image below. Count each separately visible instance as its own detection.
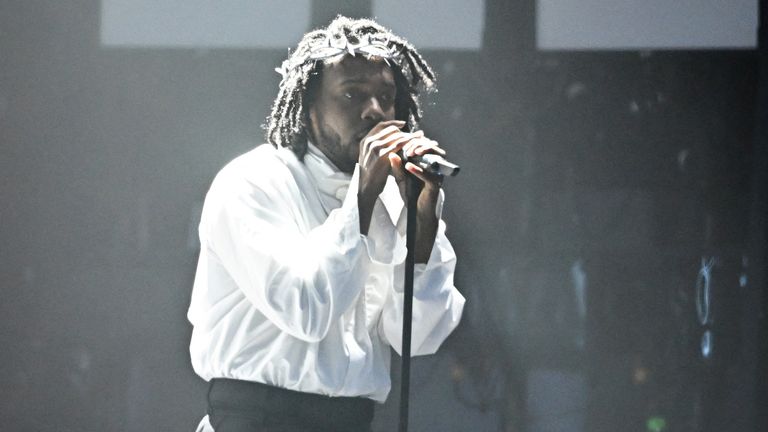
[302,141,351,213]
[187,143,464,403]
[194,415,213,432]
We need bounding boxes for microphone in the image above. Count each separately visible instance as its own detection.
[403,153,461,177]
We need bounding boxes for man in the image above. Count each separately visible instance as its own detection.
[188,16,465,432]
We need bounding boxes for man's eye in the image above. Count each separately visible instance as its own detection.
[343,91,358,100]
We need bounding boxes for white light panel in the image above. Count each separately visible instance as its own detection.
[101,0,311,48]
[537,0,757,50]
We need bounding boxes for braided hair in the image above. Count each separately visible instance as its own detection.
[265,16,437,159]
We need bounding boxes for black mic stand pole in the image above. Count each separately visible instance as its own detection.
[398,173,419,432]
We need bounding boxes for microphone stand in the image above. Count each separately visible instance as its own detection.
[398,174,419,432]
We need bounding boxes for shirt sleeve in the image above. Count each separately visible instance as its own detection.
[378,190,466,356]
[201,164,370,343]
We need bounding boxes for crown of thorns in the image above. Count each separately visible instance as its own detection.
[275,31,398,80]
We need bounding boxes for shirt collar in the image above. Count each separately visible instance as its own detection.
[303,141,352,213]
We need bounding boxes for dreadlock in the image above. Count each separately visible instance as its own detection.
[264,16,437,160]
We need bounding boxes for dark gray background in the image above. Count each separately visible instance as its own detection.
[2,1,766,431]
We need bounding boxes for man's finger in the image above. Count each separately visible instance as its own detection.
[404,138,445,157]
[378,133,415,157]
[413,139,446,156]
[388,152,406,181]
[364,121,406,143]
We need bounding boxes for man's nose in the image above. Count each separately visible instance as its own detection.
[361,97,385,121]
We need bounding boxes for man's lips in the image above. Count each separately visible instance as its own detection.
[354,123,380,143]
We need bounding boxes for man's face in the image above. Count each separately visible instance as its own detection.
[307,55,397,173]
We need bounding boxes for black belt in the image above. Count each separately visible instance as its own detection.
[207,378,374,431]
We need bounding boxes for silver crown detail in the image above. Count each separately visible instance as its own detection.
[275,32,397,80]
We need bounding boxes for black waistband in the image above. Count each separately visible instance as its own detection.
[207,378,374,430]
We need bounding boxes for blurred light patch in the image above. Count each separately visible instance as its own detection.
[101,0,310,48]
[372,0,484,50]
[646,416,667,432]
[537,0,757,50]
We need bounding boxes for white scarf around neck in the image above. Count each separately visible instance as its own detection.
[303,141,353,214]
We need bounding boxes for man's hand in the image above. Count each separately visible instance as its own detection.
[357,120,412,235]
[357,120,408,203]
[357,121,446,263]
[388,133,446,263]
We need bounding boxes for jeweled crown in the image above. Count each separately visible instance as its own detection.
[275,32,397,80]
